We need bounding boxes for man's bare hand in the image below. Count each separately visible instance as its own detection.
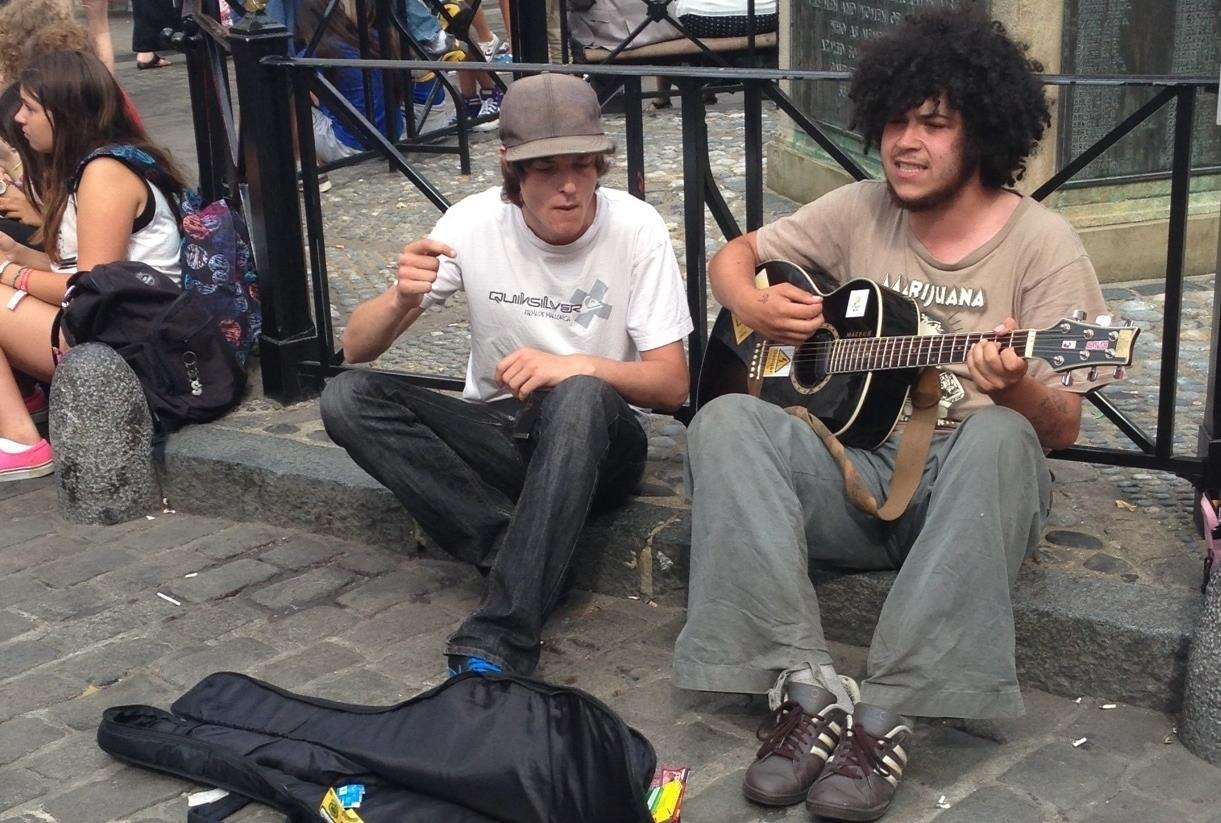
[968,317,1029,394]
[733,283,823,346]
[496,348,595,401]
[393,238,454,311]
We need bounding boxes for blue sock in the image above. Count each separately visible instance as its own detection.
[446,655,503,677]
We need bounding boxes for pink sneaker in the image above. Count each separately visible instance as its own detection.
[0,438,54,481]
[24,385,48,425]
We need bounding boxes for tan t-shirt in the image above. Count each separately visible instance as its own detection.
[756,180,1113,423]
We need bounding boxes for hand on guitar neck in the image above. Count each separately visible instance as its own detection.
[965,317,1028,395]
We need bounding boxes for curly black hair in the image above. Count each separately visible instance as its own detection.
[848,8,1051,189]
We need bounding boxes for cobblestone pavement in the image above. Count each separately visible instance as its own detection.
[1,475,1219,822]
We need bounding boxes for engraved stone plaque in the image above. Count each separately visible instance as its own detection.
[789,0,985,139]
[1058,0,1219,180]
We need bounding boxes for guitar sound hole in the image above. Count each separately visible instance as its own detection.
[792,328,835,394]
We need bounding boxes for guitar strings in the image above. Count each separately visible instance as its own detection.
[771,331,1120,368]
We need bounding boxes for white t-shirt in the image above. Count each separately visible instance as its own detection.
[422,186,694,403]
[54,179,182,280]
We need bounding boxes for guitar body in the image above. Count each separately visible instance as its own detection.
[696,260,922,449]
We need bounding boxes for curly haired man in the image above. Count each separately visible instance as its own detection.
[673,9,1112,820]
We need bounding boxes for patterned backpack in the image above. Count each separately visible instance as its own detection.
[71,145,262,366]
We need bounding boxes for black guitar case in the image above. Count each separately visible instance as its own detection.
[96,671,657,823]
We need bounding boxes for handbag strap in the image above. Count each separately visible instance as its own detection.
[785,367,941,522]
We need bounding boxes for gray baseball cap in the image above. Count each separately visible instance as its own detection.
[499,74,616,162]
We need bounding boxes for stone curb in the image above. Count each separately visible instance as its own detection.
[162,425,1201,713]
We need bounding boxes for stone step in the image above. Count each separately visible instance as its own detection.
[162,423,1202,714]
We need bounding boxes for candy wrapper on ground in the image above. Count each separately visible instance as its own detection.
[648,765,690,823]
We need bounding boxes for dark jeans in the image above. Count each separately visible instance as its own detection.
[0,217,36,248]
[321,371,648,674]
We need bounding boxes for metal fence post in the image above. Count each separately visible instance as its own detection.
[228,12,318,401]
[1200,190,1221,495]
[510,0,550,65]
[174,17,229,202]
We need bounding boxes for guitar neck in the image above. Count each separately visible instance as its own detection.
[828,330,1035,374]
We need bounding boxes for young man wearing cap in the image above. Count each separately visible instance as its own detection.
[321,73,693,678]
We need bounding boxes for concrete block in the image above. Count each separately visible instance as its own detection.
[0,640,59,681]
[49,343,160,525]
[55,637,172,687]
[157,600,266,644]
[46,599,170,652]
[249,567,355,610]
[904,725,998,791]
[20,732,117,781]
[159,638,278,688]
[0,533,90,575]
[999,741,1129,813]
[258,535,346,570]
[39,768,185,822]
[183,522,290,561]
[0,611,35,644]
[933,785,1045,823]
[1076,790,1191,823]
[115,514,230,553]
[30,545,136,588]
[0,717,66,766]
[251,641,365,685]
[336,563,471,616]
[334,601,465,655]
[305,668,413,705]
[167,558,278,602]
[244,605,361,650]
[0,674,82,722]
[1127,745,1221,807]
[0,766,49,810]
[334,547,399,576]
[18,583,117,623]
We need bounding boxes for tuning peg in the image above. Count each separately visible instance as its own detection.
[1096,314,1112,327]
[1113,366,1126,380]
[1061,373,1075,387]
[1071,309,1087,321]
[1087,367,1099,381]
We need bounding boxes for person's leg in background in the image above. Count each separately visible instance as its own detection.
[544,0,562,62]
[82,0,115,73]
[131,0,178,69]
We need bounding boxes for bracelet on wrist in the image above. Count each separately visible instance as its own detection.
[15,267,31,292]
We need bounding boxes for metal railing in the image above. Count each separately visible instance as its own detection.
[173,2,1221,491]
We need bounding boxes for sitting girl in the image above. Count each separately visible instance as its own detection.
[0,50,187,481]
[294,0,405,165]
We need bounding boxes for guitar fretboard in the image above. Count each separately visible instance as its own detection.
[824,331,1033,374]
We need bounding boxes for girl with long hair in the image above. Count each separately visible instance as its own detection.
[0,50,187,480]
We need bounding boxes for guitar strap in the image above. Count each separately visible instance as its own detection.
[785,367,942,522]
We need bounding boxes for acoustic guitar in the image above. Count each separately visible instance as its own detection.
[695,260,1139,449]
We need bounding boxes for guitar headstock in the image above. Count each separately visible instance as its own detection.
[1032,313,1140,380]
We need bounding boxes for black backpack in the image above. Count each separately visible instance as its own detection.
[52,261,245,430]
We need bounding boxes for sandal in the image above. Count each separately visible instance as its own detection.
[136,55,173,70]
